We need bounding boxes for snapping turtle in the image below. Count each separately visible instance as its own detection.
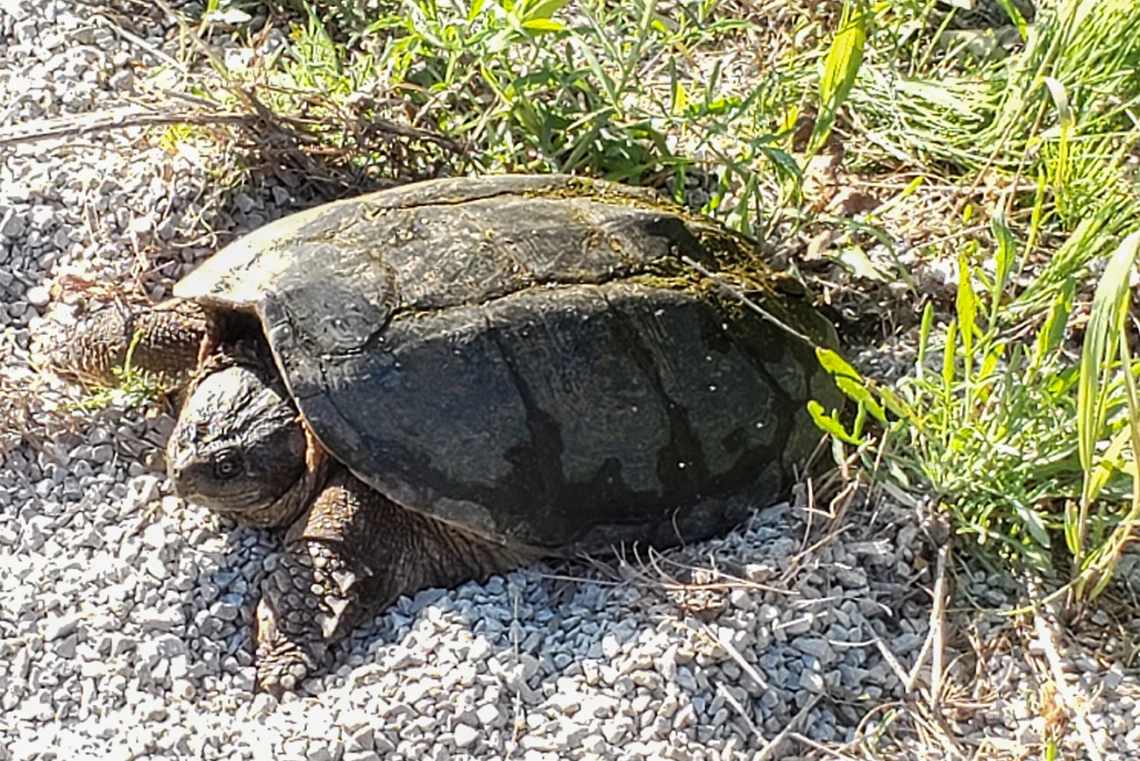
[59,174,842,694]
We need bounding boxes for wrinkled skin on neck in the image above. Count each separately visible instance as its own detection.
[166,362,323,528]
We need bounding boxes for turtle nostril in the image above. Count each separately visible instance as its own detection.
[166,449,192,487]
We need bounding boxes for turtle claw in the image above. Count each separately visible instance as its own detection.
[254,596,326,697]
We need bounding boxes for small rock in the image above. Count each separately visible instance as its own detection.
[0,207,26,238]
[108,69,134,90]
[792,637,834,662]
[210,601,240,622]
[475,703,501,725]
[453,724,479,749]
[673,704,697,729]
[783,616,813,636]
[26,285,50,307]
[43,614,80,641]
[128,475,161,505]
[581,735,606,753]
[53,633,78,658]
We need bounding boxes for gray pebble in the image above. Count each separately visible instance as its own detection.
[792,637,834,662]
[0,207,27,238]
[42,613,80,641]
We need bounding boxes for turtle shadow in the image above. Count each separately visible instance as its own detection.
[267,497,948,754]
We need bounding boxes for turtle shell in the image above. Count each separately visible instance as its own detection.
[174,174,842,552]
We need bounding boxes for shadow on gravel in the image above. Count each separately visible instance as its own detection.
[227,493,946,755]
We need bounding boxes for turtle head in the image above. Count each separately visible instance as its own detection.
[167,363,320,528]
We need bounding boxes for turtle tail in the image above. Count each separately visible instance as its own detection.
[51,299,209,388]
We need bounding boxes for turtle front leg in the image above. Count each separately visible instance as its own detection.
[254,468,539,696]
[254,540,356,694]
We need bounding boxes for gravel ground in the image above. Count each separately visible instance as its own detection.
[2,2,1140,760]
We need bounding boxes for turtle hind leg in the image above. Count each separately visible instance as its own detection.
[51,298,208,387]
[254,468,539,696]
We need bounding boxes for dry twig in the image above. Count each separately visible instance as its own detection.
[0,107,249,148]
[929,543,951,711]
[756,694,822,761]
[699,622,770,690]
[1032,607,1106,761]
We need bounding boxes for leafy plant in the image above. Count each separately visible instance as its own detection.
[815,222,1140,597]
[73,330,172,413]
[1070,231,1140,598]
[804,0,1140,594]
[809,0,867,155]
[243,0,823,231]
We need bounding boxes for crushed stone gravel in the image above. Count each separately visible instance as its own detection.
[2,2,1139,760]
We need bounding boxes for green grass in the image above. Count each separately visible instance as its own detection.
[182,0,827,230]
[167,0,1140,599]
[817,0,1140,597]
[72,330,172,413]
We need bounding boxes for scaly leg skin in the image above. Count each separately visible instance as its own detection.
[52,298,208,386]
[254,467,540,696]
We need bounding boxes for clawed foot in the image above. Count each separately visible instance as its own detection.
[252,541,364,696]
[246,472,520,695]
[254,596,328,698]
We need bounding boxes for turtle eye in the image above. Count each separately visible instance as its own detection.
[213,450,244,480]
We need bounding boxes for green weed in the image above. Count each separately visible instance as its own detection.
[809,0,1140,597]
[1071,232,1140,598]
[814,220,1083,572]
[73,331,172,414]
[183,0,834,231]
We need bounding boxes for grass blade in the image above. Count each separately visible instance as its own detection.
[1073,231,1140,577]
[809,0,866,154]
[956,253,977,382]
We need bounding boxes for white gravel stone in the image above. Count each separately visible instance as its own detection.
[475,703,501,725]
[453,724,480,749]
[25,284,50,308]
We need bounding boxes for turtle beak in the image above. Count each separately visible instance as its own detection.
[164,444,207,504]
[165,434,192,494]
